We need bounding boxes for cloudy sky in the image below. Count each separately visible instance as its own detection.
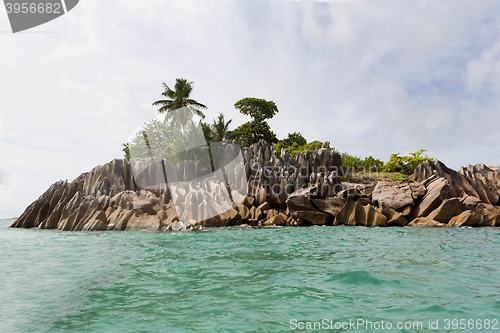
[1,0,500,218]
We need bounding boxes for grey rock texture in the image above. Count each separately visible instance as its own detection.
[10,142,500,231]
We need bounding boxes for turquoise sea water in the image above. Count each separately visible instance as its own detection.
[1,219,500,333]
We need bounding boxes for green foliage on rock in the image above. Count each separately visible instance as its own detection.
[122,143,130,160]
[228,98,279,146]
[284,132,307,147]
[127,117,213,176]
[341,153,384,172]
[382,149,432,175]
[273,132,307,154]
[274,139,331,156]
[291,141,325,155]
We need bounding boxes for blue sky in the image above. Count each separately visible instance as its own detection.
[1,0,500,217]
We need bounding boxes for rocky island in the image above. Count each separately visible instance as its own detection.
[11,140,500,231]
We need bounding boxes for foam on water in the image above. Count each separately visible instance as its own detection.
[1,220,500,332]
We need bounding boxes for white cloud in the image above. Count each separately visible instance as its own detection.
[1,0,500,215]
[464,38,500,92]
[0,164,21,218]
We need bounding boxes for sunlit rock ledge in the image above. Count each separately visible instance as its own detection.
[11,141,500,231]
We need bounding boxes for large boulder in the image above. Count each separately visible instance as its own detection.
[414,160,499,205]
[105,190,168,231]
[448,210,500,227]
[264,213,287,226]
[286,187,320,212]
[411,176,453,219]
[334,198,387,227]
[372,181,414,211]
[426,198,467,224]
[290,210,330,225]
[377,205,408,227]
[460,164,500,200]
[311,197,346,217]
[407,217,448,228]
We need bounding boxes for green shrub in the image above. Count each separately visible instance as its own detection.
[284,132,307,147]
[276,140,329,156]
[341,153,384,172]
[273,132,308,155]
[382,149,432,175]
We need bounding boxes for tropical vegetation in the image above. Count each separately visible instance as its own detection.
[123,78,433,182]
[152,78,207,128]
[227,98,279,146]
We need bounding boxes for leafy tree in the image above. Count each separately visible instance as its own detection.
[228,120,278,146]
[152,78,207,128]
[233,98,278,122]
[229,97,279,146]
[383,149,432,175]
[127,117,213,176]
[284,132,307,147]
[274,132,307,154]
[341,153,384,172]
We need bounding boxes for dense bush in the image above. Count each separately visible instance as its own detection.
[284,132,307,147]
[273,132,307,155]
[383,149,432,175]
[341,153,384,172]
[229,98,279,146]
[274,139,329,156]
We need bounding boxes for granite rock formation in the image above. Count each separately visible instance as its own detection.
[11,140,500,230]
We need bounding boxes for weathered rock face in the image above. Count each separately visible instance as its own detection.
[334,198,387,227]
[311,197,346,216]
[285,187,347,225]
[12,141,344,231]
[414,160,500,205]
[448,210,500,228]
[426,198,466,224]
[11,142,500,231]
[292,142,342,176]
[408,217,448,228]
[376,205,408,227]
[411,176,453,219]
[372,181,415,211]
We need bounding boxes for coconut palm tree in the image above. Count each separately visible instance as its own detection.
[211,113,232,142]
[152,78,207,127]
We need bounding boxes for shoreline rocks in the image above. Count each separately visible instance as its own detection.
[11,141,500,231]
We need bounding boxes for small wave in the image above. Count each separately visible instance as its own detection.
[326,270,394,286]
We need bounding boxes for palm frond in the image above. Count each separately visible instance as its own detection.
[190,107,206,119]
[161,82,175,99]
[185,99,207,109]
[152,99,173,106]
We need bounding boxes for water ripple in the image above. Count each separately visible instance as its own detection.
[1,220,500,332]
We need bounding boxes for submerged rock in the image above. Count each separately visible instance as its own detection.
[408,217,448,228]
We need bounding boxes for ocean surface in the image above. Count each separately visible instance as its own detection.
[1,219,500,333]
